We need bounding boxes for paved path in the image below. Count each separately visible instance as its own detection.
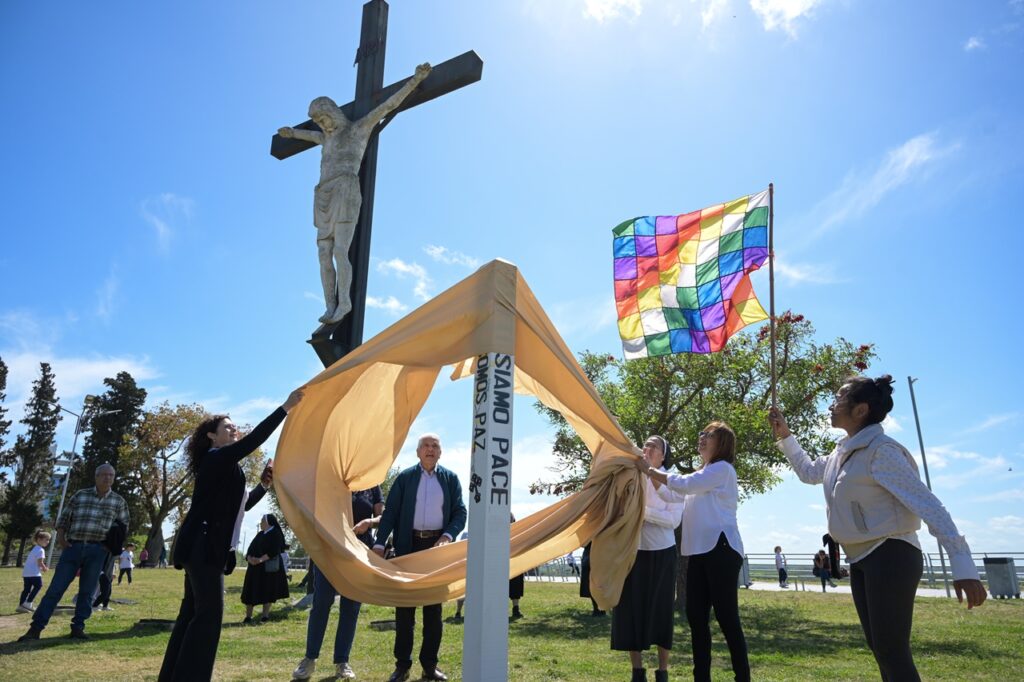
[747,579,954,598]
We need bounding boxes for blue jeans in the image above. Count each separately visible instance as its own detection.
[32,541,108,631]
[305,565,362,664]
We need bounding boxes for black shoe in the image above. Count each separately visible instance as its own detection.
[68,628,89,640]
[242,616,253,625]
[631,668,646,682]
[421,667,448,681]
[654,670,668,682]
[590,609,606,617]
[511,607,523,620]
[387,667,410,682]
[260,615,270,623]
[17,626,41,642]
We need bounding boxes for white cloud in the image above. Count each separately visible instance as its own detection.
[881,414,903,434]
[302,291,321,303]
[583,0,644,22]
[960,412,1018,434]
[366,295,408,315]
[964,36,986,51]
[423,245,480,269]
[749,0,824,36]
[141,193,195,254]
[547,295,618,338]
[377,258,432,301]
[816,133,958,234]
[96,269,118,321]
[971,489,1024,503]
[697,0,730,29]
[774,256,843,285]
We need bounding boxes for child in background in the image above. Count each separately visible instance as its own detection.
[118,543,135,584]
[774,546,788,588]
[17,531,51,613]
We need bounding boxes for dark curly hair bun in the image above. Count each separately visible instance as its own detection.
[873,374,895,395]
[844,375,895,425]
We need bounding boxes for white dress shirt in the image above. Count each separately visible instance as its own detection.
[414,465,445,532]
[641,473,684,551]
[656,460,744,557]
[778,433,980,580]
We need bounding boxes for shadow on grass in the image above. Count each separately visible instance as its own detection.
[0,619,171,655]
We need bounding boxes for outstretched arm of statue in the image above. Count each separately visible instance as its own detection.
[364,62,432,126]
[278,126,325,145]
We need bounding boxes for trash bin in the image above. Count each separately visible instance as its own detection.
[982,557,1021,599]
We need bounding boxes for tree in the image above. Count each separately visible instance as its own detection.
[67,372,147,522]
[0,363,61,565]
[0,482,44,566]
[531,313,875,497]
[119,403,265,562]
[0,356,12,482]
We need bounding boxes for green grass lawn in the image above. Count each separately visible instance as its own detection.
[0,567,1020,680]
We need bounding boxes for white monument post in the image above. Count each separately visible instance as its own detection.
[463,351,514,681]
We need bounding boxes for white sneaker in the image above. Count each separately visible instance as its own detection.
[16,603,32,614]
[292,657,316,680]
[336,662,356,679]
[25,602,35,611]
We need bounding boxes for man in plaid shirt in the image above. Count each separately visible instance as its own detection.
[19,462,129,642]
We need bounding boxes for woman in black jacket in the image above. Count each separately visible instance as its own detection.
[241,513,290,623]
[159,389,303,682]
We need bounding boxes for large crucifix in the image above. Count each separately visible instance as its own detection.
[271,0,482,368]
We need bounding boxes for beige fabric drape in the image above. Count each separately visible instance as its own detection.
[275,260,645,609]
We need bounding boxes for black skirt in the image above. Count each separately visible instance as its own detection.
[241,560,290,605]
[611,546,677,651]
[509,573,525,600]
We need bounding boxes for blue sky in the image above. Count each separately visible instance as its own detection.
[2,0,1022,558]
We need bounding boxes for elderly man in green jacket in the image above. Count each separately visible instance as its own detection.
[373,433,466,682]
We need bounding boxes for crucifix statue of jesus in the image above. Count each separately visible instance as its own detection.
[279,62,432,325]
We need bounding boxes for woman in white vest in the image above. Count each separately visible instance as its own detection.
[638,422,750,682]
[768,374,986,682]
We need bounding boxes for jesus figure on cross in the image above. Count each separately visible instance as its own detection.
[279,62,432,325]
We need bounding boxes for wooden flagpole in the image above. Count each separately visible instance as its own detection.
[768,183,777,408]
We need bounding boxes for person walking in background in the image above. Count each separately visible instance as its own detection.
[566,551,580,577]
[118,542,135,584]
[639,422,751,682]
[158,544,168,568]
[158,388,303,682]
[813,550,837,591]
[373,433,467,682]
[774,546,788,589]
[508,514,525,621]
[615,435,683,682]
[17,463,129,642]
[139,547,149,568]
[769,374,986,681]
[292,484,383,681]
[16,531,50,613]
[241,514,290,623]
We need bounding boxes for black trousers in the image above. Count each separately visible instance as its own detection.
[850,539,923,682]
[159,541,225,682]
[394,534,443,670]
[686,533,750,682]
[93,572,111,608]
[118,567,133,584]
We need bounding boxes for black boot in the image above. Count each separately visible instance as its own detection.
[631,668,646,682]
[654,670,668,682]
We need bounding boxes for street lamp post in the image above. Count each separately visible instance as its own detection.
[45,397,120,535]
[907,377,951,598]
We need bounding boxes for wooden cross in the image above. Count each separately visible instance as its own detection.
[271,0,482,367]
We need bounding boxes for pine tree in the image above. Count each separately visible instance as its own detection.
[0,356,13,483]
[4,362,61,565]
[67,371,146,527]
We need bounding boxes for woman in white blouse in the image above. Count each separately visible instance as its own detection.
[613,435,684,682]
[769,374,986,682]
[638,422,750,682]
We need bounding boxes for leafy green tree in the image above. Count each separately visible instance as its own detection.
[118,403,266,562]
[0,483,44,566]
[67,372,147,520]
[531,313,875,497]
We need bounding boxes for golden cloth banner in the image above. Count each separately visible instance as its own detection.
[275,260,644,608]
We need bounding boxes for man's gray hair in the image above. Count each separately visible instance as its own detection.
[417,433,442,448]
[95,462,115,475]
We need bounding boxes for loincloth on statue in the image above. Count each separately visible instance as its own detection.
[314,172,361,240]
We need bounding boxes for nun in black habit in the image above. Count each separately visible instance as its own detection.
[241,513,290,623]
